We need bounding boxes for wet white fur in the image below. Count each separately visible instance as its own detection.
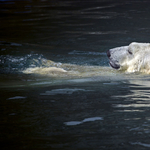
[109,42,150,74]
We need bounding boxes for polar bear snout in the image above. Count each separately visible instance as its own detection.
[107,50,111,58]
[109,60,120,69]
[107,49,120,70]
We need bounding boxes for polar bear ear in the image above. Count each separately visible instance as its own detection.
[128,43,135,54]
[129,42,140,54]
[129,42,139,48]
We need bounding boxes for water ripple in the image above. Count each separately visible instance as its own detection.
[64,117,103,126]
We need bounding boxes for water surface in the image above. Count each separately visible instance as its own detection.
[1,0,150,149]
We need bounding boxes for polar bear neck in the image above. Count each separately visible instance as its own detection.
[126,54,150,74]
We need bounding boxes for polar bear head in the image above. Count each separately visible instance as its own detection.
[107,42,150,73]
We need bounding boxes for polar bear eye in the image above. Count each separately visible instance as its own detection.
[128,49,132,55]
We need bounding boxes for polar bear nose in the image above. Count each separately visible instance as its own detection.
[107,50,111,58]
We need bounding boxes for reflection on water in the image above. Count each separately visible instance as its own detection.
[1,0,150,149]
[110,79,150,148]
[113,79,150,111]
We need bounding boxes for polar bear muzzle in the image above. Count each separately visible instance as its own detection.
[107,49,120,69]
[107,42,150,74]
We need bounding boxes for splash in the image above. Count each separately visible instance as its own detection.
[0,54,45,73]
[0,53,131,82]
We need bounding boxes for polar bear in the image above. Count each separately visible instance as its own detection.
[107,42,150,74]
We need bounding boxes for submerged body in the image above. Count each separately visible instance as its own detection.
[23,59,113,78]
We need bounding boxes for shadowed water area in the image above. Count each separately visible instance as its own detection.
[1,0,150,149]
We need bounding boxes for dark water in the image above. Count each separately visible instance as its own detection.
[1,0,150,149]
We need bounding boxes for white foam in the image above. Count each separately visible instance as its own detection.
[65,121,82,126]
[82,117,103,122]
[64,117,103,126]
